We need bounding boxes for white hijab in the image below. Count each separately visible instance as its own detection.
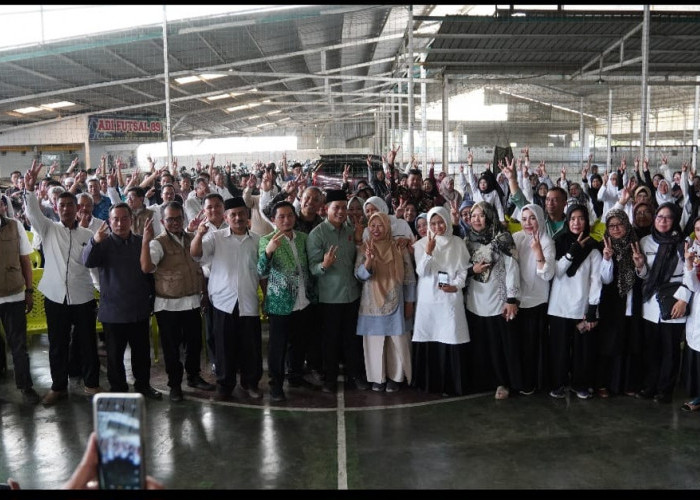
[415,206,466,275]
[363,196,414,240]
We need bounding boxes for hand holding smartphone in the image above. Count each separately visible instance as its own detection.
[93,393,146,490]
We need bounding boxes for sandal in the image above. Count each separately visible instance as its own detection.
[681,399,700,412]
[495,385,509,400]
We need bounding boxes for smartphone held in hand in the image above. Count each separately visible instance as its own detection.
[438,271,449,288]
[93,393,146,490]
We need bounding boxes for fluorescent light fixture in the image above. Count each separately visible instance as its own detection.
[226,102,261,112]
[247,115,259,119]
[43,101,75,109]
[175,75,200,85]
[176,73,227,85]
[266,110,282,116]
[200,73,226,81]
[207,91,244,101]
[13,106,43,114]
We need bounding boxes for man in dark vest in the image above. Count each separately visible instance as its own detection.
[0,197,41,404]
[140,201,215,402]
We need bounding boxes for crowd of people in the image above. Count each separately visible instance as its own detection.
[2,145,700,414]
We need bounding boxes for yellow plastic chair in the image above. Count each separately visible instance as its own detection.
[26,268,48,337]
[28,249,42,269]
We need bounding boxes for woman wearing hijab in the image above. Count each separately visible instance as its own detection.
[354,212,416,392]
[465,164,506,223]
[412,206,471,396]
[451,198,475,238]
[512,203,555,395]
[632,200,654,239]
[597,169,627,220]
[413,212,428,240]
[655,178,675,208]
[596,209,641,398]
[362,196,414,243]
[439,175,462,210]
[547,204,602,399]
[464,201,521,399]
[633,202,691,404]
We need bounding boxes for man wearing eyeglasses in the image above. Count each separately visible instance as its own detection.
[139,201,215,402]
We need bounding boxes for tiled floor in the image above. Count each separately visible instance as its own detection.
[2,328,700,490]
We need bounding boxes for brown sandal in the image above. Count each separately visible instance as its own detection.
[681,401,700,412]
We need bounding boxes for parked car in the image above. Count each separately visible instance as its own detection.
[311,154,382,191]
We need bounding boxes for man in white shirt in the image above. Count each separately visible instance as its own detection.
[184,177,210,222]
[190,196,262,402]
[24,162,103,405]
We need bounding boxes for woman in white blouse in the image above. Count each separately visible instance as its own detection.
[547,203,602,400]
[464,201,521,400]
[412,206,471,396]
[511,203,555,395]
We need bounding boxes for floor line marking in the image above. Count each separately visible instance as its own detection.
[336,377,348,490]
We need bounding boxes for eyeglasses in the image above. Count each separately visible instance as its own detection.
[164,216,184,223]
[607,223,624,230]
[655,215,674,221]
[635,210,653,216]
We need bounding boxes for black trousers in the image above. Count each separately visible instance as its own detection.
[517,303,549,392]
[212,303,262,391]
[102,319,151,392]
[467,311,523,392]
[0,300,33,390]
[641,319,685,396]
[267,306,310,388]
[548,315,595,392]
[155,308,203,388]
[320,299,363,383]
[44,297,99,390]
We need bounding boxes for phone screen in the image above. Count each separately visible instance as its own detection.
[93,393,146,490]
[438,271,449,286]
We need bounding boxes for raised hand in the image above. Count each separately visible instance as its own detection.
[265,230,286,257]
[425,231,436,256]
[467,149,473,165]
[602,236,613,261]
[94,221,110,243]
[342,164,350,183]
[450,199,459,225]
[631,241,645,269]
[364,240,375,270]
[387,144,400,165]
[575,231,591,248]
[530,227,542,253]
[323,245,338,269]
[143,216,154,242]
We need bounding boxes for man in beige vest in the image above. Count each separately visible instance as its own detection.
[140,201,215,402]
[0,198,41,404]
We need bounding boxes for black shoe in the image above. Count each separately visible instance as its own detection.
[22,388,41,405]
[137,386,163,400]
[654,393,672,404]
[270,387,286,402]
[322,382,337,394]
[213,385,232,402]
[169,386,183,402]
[635,389,654,400]
[187,375,216,391]
[353,377,370,391]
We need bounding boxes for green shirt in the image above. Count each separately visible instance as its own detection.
[306,218,361,304]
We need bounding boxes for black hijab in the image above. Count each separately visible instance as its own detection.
[554,203,598,277]
[641,202,686,302]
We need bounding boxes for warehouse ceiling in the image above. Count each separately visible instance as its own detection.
[0,5,699,141]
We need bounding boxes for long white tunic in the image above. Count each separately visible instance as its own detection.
[412,234,470,345]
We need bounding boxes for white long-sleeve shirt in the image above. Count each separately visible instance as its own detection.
[512,230,555,309]
[192,226,260,316]
[24,190,96,305]
[547,246,602,319]
[637,234,692,324]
